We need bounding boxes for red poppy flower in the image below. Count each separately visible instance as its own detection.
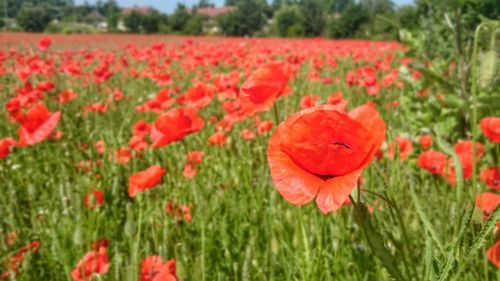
[267,103,386,213]
[299,95,320,109]
[83,191,104,210]
[257,120,274,135]
[128,165,165,197]
[454,140,484,160]
[17,103,61,146]
[89,239,109,251]
[133,120,152,137]
[208,131,227,146]
[128,135,149,151]
[419,135,432,149]
[240,129,256,140]
[57,90,78,104]
[181,205,192,222]
[113,88,123,101]
[480,167,500,190]
[95,140,105,155]
[151,108,204,147]
[387,137,413,160]
[417,150,447,175]
[239,63,289,115]
[184,82,214,110]
[183,164,197,179]
[140,256,177,281]
[1,241,40,279]
[486,240,500,267]
[326,92,348,112]
[140,256,164,281]
[70,247,110,281]
[476,192,500,217]
[38,36,52,51]
[0,138,16,159]
[36,81,55,92]
[480,117,500,143]
[443,153,476,184]
[113,147,131,164]
[186,151,204,166]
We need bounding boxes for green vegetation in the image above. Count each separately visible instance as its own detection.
[1,0,499,49]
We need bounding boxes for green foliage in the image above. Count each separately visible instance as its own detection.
[170,4,190,33]
[216,12,238,36]
[106,11,120,32]
[141,12,161,34]
[233,0,266,36]
[274,5,305,37]
[397,5,419,30]
[216,0,266,36]
[299,0,325,37]
[16,3,54,32]
[323,0,353,13]
[45,21,99,34]
[196,0,214,8]
[124,11,142,33]
[182,14,207,35]
[327,3,370,38]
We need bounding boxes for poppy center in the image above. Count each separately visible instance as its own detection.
[280,110,374,177]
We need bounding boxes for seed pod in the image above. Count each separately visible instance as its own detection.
[478,50,498,89]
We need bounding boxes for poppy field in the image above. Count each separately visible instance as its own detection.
[0,33,499,281]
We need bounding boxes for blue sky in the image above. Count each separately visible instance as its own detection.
[75,0,415,14]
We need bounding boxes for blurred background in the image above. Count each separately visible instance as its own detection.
[0,0,498,40]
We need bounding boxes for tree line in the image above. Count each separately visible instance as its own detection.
[0,0,498,41]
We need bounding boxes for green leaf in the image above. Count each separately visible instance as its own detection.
[452,204,500,278]
[412,64,459,92]
[409,185,445,255]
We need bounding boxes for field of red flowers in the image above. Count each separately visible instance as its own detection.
[0,33,499,281]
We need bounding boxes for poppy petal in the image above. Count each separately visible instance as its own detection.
[18,112,61,146]
[267,130,322,205]
[315,168,363,214]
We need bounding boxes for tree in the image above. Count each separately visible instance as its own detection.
[1,0,72,18]
[17,3,53,32]
[217,0,265,36]
[299,0,325,37]
[360,0,394,16]
[124,11,142,33]
[233,0,265,36]
[196,0,214,8]
[170,4,190,32]
[324,0,353,13]
[326,3,370,38]
[106,11,119,31]
[397,5,419,30]
[274,5,305,37]
[183,14,206,35]
[142,12,163,34]
[216,12,238,35]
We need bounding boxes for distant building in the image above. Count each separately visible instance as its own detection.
[191,6,237,18]
[121,6,157,16]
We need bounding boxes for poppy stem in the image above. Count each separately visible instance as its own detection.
[352,201,407,281]
[272,103,281,125]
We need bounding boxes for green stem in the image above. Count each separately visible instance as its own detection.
[350,195,407,281]
[387,192,419,280]
[272,102,281,125]
[133,197,144,281]
[470,23,486,194]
